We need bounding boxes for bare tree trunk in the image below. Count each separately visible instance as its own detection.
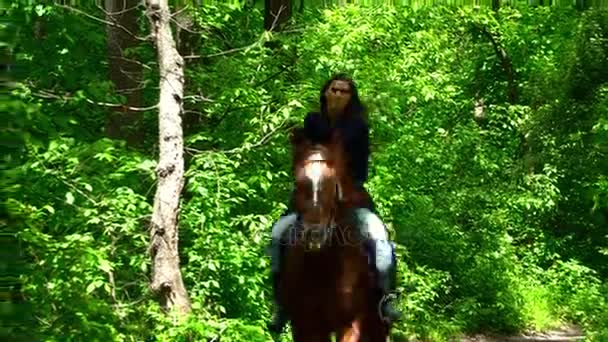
[145,0,191,316]
[104,0,144,147]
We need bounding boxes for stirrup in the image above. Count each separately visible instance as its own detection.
[378,293,402,323]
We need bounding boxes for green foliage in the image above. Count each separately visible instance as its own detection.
[4,1,608,341]
[3,137,155,340]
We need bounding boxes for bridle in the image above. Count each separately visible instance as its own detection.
[295,148,344,250]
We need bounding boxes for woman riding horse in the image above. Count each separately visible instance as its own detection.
[268,74,402,333]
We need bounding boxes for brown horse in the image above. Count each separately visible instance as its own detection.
[276,128,391,341]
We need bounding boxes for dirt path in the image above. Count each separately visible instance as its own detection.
[459,325,585,342]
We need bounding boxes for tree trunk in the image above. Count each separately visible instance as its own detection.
[104,0,144,147]
[145,0,191,316]
[492,0,500,11]
[264,0,292,31]
[479,25,518,104]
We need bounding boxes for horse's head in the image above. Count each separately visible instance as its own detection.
[290,128,347,251]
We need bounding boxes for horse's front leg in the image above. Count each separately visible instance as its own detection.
[291,325,331,342]
[337,319,363,342]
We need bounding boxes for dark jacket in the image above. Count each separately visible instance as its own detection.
[302,112,370,186]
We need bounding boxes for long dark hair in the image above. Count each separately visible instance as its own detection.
[319,73,367,121]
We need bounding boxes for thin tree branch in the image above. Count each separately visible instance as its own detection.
[183,94,214,103]
[95,1,142,16]
[170,8,210,35]
[186,119,295,156]
[183,40,262,60]
[31,88,159,112]
[251,64,290,87]
[56,3,149,41]
[111,56,154,70]
[182,109,206,117]
[171,16,198,34]
[280,27,306,34]
[33,155,100,206]
[210,325,229,342]
[182,5,289,61]
[477,25,518,104]
[170,4,190,18]
[112,296,148,308]
[270,5,286,31]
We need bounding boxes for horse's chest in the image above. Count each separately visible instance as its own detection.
[283,248,368,315]
[335,257,366,312]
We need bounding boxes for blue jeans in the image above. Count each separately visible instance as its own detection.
[269,188,395,279]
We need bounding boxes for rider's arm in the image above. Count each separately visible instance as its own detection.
[350,119,370,186]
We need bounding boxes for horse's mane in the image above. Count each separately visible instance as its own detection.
[289,127,308,173]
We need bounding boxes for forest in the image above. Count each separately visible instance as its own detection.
[2,0,607,341]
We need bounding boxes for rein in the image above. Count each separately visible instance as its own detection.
[291,137,349,250]
[294,204,339,250]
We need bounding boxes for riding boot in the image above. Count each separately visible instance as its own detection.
[267,270,288,333]
[268,236,288,333]
[371,240,402,324]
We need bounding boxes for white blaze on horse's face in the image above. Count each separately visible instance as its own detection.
[304,152,329,206]
[304,153,325,206]
[297,150,338,250]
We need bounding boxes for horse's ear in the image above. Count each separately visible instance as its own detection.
[290,127,306,146]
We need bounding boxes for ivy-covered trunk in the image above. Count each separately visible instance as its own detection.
[145,0,191,315]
